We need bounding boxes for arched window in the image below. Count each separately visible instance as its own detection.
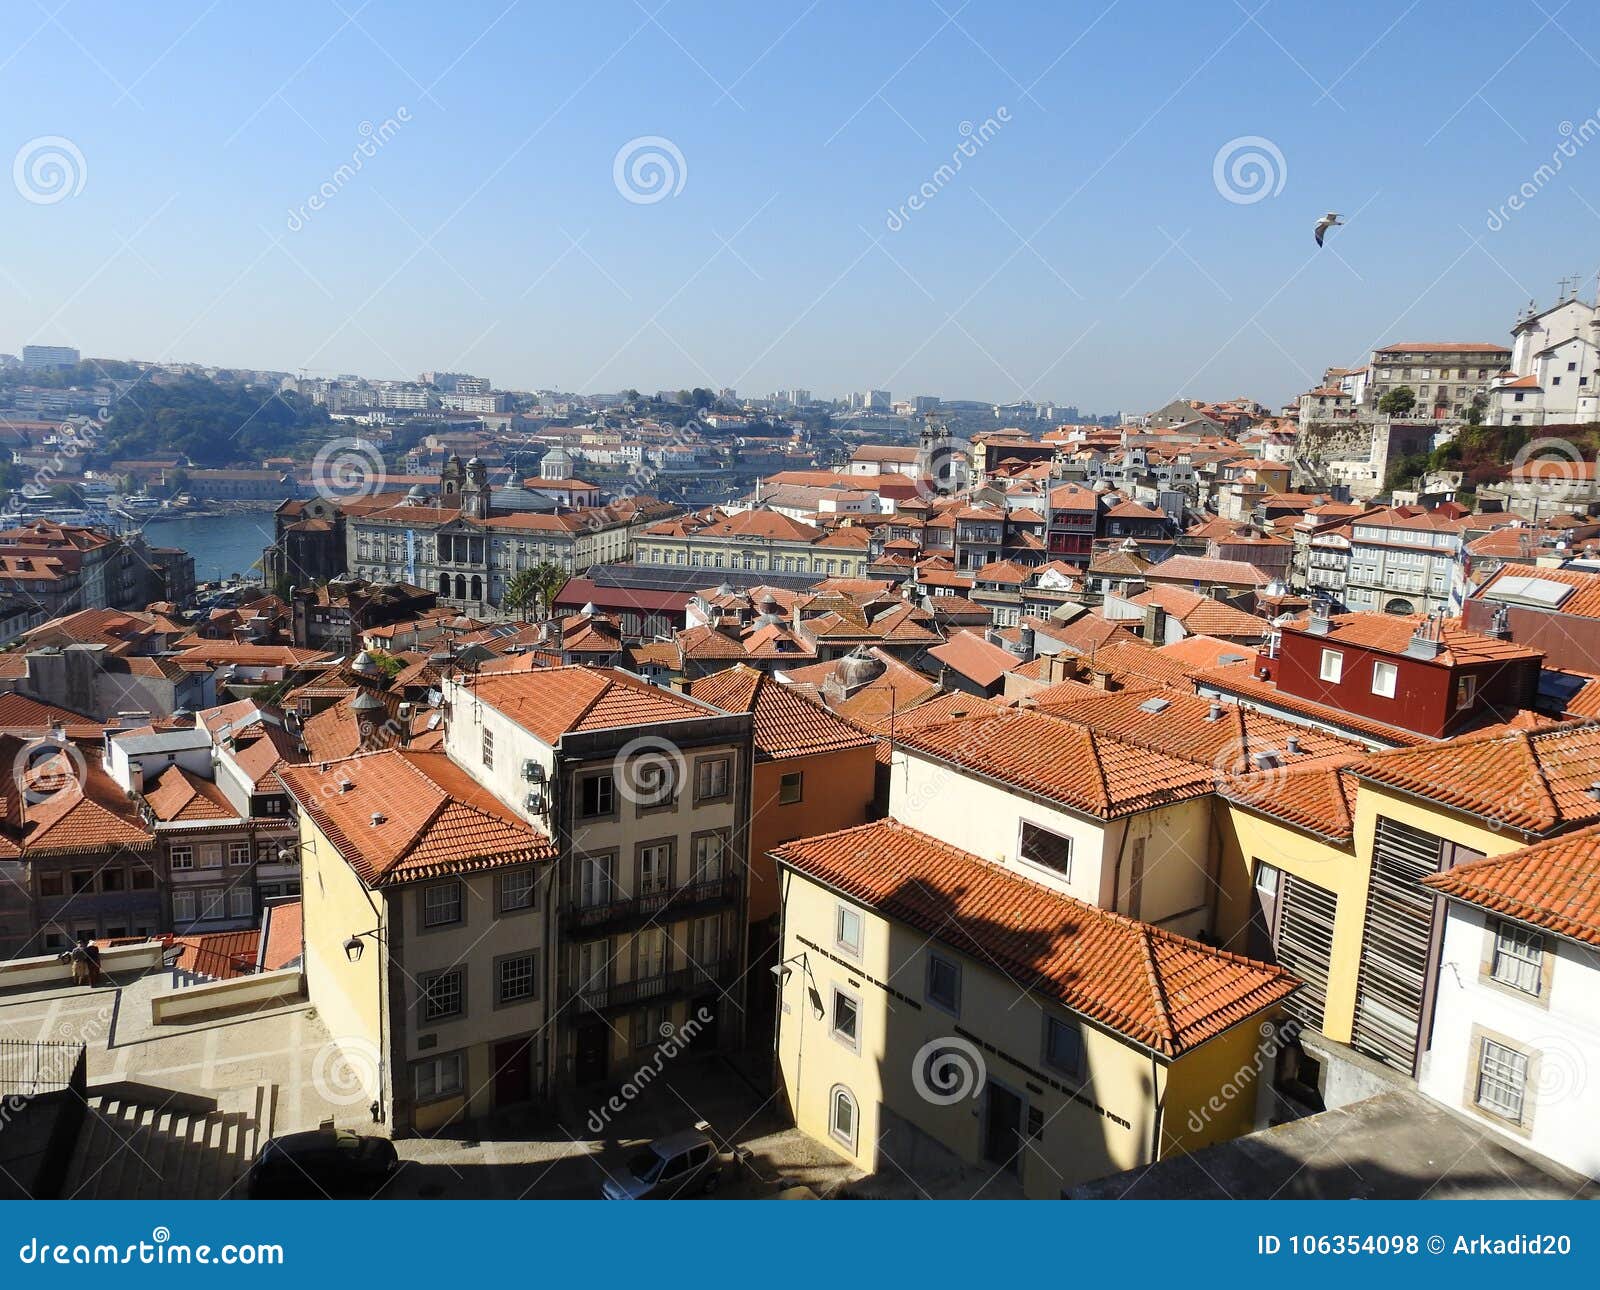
[829,1084,857,1152]
[455,575,467,601]
[439,574,450,597]
[470,575,482,602]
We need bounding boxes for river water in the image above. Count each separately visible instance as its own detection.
[141,512,278,584]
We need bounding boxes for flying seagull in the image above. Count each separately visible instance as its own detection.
[1314,212,1344,247]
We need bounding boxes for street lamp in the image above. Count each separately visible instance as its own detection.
[343,926,384,962]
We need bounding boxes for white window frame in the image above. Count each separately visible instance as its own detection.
[422,881,463,928]
[170,846,193,871]
[1043,1015,1084,1078]
[1319,648,1343,683]
[1489,922,1544,996]
[829,1084,858,1151]
[498,867,536,914]
[1018,821,1073,880]
[414,1052,464,1103]
[1371,660,1398,699]
[228,887,252,918]
[830,987,861,1053]
[835,903,863,957]
[1475,1038,1528,1122]
[495,953,538,1005]
[172,889,196,922]
[926,953,961,1016]
[228,842,252,866]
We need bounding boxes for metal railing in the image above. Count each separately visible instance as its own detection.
[563,876,740,934]
[0,1039,85,1094]
[562,957,736,1015]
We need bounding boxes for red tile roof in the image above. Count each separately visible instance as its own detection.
[279,749,557,887]
[465,664,717,743]
[1350,721,1600,835]
[1422,824,1600,945]
[774,820,1297,1056]
[690,665,872,761]
[896,708,1214,818]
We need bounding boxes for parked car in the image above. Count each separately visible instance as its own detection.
[244,1128,399,1199]
[601,1126,723,1199]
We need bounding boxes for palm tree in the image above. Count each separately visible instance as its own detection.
[503,561,567,618]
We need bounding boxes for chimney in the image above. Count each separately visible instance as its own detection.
[1286,734,1302,755]
[1205,700,1224,722]
[1306,597,1332,636]
[1019,624,1037,662]
[1141,603,1167,644]
[1404,615,1444,660]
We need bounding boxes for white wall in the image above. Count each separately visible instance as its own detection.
[1418,904,1600,1179]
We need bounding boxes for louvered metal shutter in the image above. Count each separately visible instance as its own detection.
[1275,874,1337,1030]
[1351,815,1441,1072]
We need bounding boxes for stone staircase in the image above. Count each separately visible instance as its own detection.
[61,1082,275,1200]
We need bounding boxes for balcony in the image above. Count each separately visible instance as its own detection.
[561,957,737,1016]
[562,876,741,936]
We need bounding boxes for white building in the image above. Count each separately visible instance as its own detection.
[1490,294,1600,426]
[1419,826,1600,1179]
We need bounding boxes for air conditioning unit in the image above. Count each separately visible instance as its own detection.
[522,759,545,783]
[525,786,548,815]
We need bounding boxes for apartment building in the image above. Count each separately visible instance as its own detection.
[282,748,559,1134]
[1365,342,1510,419]
[443,666,754,1088]
[634,507,872,579]
[1341,507,1468,616]
[772,818,1297,1197]
[1418,826,1600,1178]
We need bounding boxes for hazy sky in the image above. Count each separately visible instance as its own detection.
[4,1,1599,413]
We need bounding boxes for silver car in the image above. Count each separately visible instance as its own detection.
[601,1127,722,1199]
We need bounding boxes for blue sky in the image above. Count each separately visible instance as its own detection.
[3,0,1599,412]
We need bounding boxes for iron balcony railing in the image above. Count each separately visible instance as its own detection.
[0,1039,85,1094]
[561,957,736,1015]
[562,876,741,935]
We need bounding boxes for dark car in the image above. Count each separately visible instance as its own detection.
[244,1128,399,1199]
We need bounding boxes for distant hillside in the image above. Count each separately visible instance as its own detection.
[95,376,330,467]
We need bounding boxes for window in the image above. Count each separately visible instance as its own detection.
[171,846,194,871]
[580,774,615,818]
[101,869,125,892]
[420,967,465,1022]
[496,954,538,1005]
[414,1053,463,1102]
[1371,660,1398,699]
[131,868,155,890]
[1475,1038,1528,1122]
[1043,1016,1084,1078]
[1019,822,1072,879]
[39,873,63,897]
[1319,648,1343,683]
[778,771,803,804]
[200,846,222,870]
[926,954,961,1015]
[481,727,494,769]
[635,758,677,809]
[691,832,726,884]
[1456,675,1477,708]
[1490,922,1544,996]
[633,1002,669,1050]
[227,886,252,918]
[229,842,252,866]
[638,842,672,895]
[829,1085,858,1151]
[831,988,860,1052]
[172,890,196,923]
[695,757,730,801]
[835,904,862,956]
[497,868,535,914]
[422,881,462,928]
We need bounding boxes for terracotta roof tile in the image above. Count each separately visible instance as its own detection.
[774,820,1296,1055]
[464,664,717,744]
[690,665,872,761]
[1422,824,1600,945]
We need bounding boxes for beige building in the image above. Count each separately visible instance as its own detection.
[772,819,1296,1197]
[442,665,754,1087]
[633,507,872,578]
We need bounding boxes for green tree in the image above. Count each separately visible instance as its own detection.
[503,561,567,617]
[1378,385,1416,417]
[1464,393,1487,427]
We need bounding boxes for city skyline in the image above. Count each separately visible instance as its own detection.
[3,2,1599,411]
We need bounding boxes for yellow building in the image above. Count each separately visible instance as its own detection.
[280,748,559,1135]
[772,819,1296,1198]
